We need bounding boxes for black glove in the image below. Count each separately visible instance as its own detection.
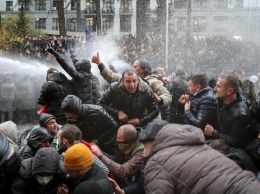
[47,47,55,54]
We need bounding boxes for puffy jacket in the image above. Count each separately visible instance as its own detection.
[49,48,92,104]
[145,124,260,194]
[212,93,257,148]
[0,132,21,194]
[181,87,218,130]
[38,72,74,124]
[19,127,53,161]
[98,64,172,106]
[61,95,119,144]
[91,73,101,104]
[98,80,159,127]
[12,147,67,194]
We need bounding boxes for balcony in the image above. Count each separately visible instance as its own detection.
[84,7,96,14]
[102,7,115,15]
[119,7,133,15]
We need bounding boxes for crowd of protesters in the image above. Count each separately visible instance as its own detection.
[1,33,260,193]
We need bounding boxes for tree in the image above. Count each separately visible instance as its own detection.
[95,0,101,35]
[136,1,149,42]
[56,0,66,36]
[156,0,166,35]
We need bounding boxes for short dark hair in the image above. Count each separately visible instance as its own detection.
[220,74,239,93]
[121,69,138,81]
[60,124,82,145]
[189,74,208,89]
[137,59,152,76]
[209,139,230,154]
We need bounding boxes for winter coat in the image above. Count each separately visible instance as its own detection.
[98,79,159,127]
[212,93,257,148]
[61,95,119,144]
[12,148,67,194]
[180,87,218,130]
[49,48,92,104]
[169,76,188,123]
[0,132,21,194]
[67,163,113,192]
[38,72,74,124]
[145,124,260,194]
[91,73,101,104]
[0,121,19,154]
[19,127,53,161]
[99,64,172,107]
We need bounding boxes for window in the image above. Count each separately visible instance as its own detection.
[35,18,46,29]
[85,0,96,13]
[70,18,78,32]
[6,1,13,11]
[103,17,114,32]
[18,3,30,11]
[86,17,94,31]
[193,17,206,32]
[193,0,207,9]
[173,17,186,32]
[52,18,59,30]
[174,0,187,9]
[234,0,243,8]
[52,0,58,10]
[71,0,77,10]
[214,0,228,9]
[213,16,228,32]
[120,0,132,13]
[35,0,46,11]
[120,16,131,32]
[103,0,114,13]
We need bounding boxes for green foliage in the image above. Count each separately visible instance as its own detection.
[0,14,43,51]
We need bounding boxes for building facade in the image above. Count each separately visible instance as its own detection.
[0,0,260,44]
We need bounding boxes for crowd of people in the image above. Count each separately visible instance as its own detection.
[1,34,260,193]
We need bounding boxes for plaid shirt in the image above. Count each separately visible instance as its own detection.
[100,149,144,178]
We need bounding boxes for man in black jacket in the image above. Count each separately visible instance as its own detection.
[61,95,118,154]
[38,69,74,124]
[98,69,159,127]
[204,74,257,148]
[178,74,218,132]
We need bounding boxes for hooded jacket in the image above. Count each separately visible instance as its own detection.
[48,48,92,104]
[144,124,260,194]
[38,72,73,124]
[0,121,19,154]
[98,78,159,127]
[12,147,67,194]
[19,127,53,161]
[61,95,118,144]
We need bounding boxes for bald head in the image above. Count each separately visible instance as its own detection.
[118,124,137,142]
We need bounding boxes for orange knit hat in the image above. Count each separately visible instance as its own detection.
[64,143,94,171]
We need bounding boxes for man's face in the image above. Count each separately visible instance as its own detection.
[45,119,58,134]
[214,78,228,99]
[132,61,145,77]
[122,74,138,94]
[116,129,125,142]
[143,140,154,158]
[67,170,82,179]
[188,80,198,94]
[66,112,79,120]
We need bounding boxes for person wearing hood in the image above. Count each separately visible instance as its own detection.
[0,121,19,154]
[142,123,260,194]
[38,68,74,125]
[12,147,67,194]
[47,47,94,104]
[61,95,119,154]
[97,69,159,127]
[0,132,21,194]
[19,127,53,160]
